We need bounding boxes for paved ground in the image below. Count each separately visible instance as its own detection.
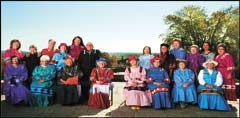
[1,82,239,117]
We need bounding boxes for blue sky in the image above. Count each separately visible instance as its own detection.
[1,1,239,53]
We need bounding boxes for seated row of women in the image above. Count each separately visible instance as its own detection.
[3,55,113,109]
[3,54,232,111]
[123,55,231,111]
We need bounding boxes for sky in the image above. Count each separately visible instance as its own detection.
[1,1,239,53]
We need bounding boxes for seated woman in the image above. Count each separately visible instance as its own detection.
[88,58,114,109]
[56,56,83,106]
[30,55,56,107]
[146,55,171,109]
[172,60,197,109]
[3,56,29,105]
[123,55,152,110]
[198,59,231,111]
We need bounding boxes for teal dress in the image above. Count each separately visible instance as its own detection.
[197,69,231,111]
[30,64,56,107]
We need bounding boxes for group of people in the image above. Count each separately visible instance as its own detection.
[2,36,113,109]
[123,38,236,112]
[2,36,237,112]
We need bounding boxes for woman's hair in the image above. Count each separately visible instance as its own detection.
[72,36,85,47]
[142,46,151,54]
[200,42,212,53]
[10,39,21,50]
[10,55,19,63]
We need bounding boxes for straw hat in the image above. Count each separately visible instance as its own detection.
[202,59,218,68]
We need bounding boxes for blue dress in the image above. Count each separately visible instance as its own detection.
[138,54,154,70]
[52,52,69,71]
[197,69,231,111]
[30,64,56,107]
[3,64,29,104]
[172,68,197,104]
[146,67,171,109]
[170,48,187,60]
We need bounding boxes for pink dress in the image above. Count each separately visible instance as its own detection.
[3,49,24,66]
[123,66,152,106]
[215,53,237,101]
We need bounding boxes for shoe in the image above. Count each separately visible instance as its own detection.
[135,106,140,110]
[131,106,136,110]
[180,103,186,109]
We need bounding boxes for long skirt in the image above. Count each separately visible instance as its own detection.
[30,87,54,107]
[3,82,30,105]
[198,89,232,111]
[172,86,197,104]
[123,86,152,106]
[88,84,110,109]
[56,85,79,105]
[151,90,171,109]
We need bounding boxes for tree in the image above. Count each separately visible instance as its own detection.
[161,5,239,51]
[160,5,239,77]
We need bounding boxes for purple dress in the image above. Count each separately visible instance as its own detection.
[3,64,29,104]
[186,53,205,86]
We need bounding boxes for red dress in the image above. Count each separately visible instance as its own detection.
[88,67,114,109]
[215,53,237,101]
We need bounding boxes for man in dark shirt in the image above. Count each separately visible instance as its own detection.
[77,42,101,103]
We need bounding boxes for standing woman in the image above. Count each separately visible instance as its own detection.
[51,43,70,71]
[215,43,237,101]
[186,44,205,87]
[30,55,56,107]
[23,45,40,89]
[88,58,114,109]
[3,39,25,66]
[40,39,58,61]
[159,43,176,83]
[3,56,29,105]
[138,46,154,71]
[123,55,152,110]
[200,42,215,60]
[68,36,86,65]
[170,38,187,61]
[56,56,83,106]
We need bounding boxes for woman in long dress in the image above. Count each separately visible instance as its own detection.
[88,58,114,109]
[30,55,56,107]
[214,43,237,101]
[172,60,197,109]
[146,55,171,109]
[198,59,231,111]
[3,56,29,105]
[56,56,83,106]
[123,55,152,110]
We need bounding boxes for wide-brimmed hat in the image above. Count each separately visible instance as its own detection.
[58,43,68,49]
[128,55,139,62]
[40,55,50,61]
[202,59,218,68]
[96,58,108,65]
[150,55,163,64]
